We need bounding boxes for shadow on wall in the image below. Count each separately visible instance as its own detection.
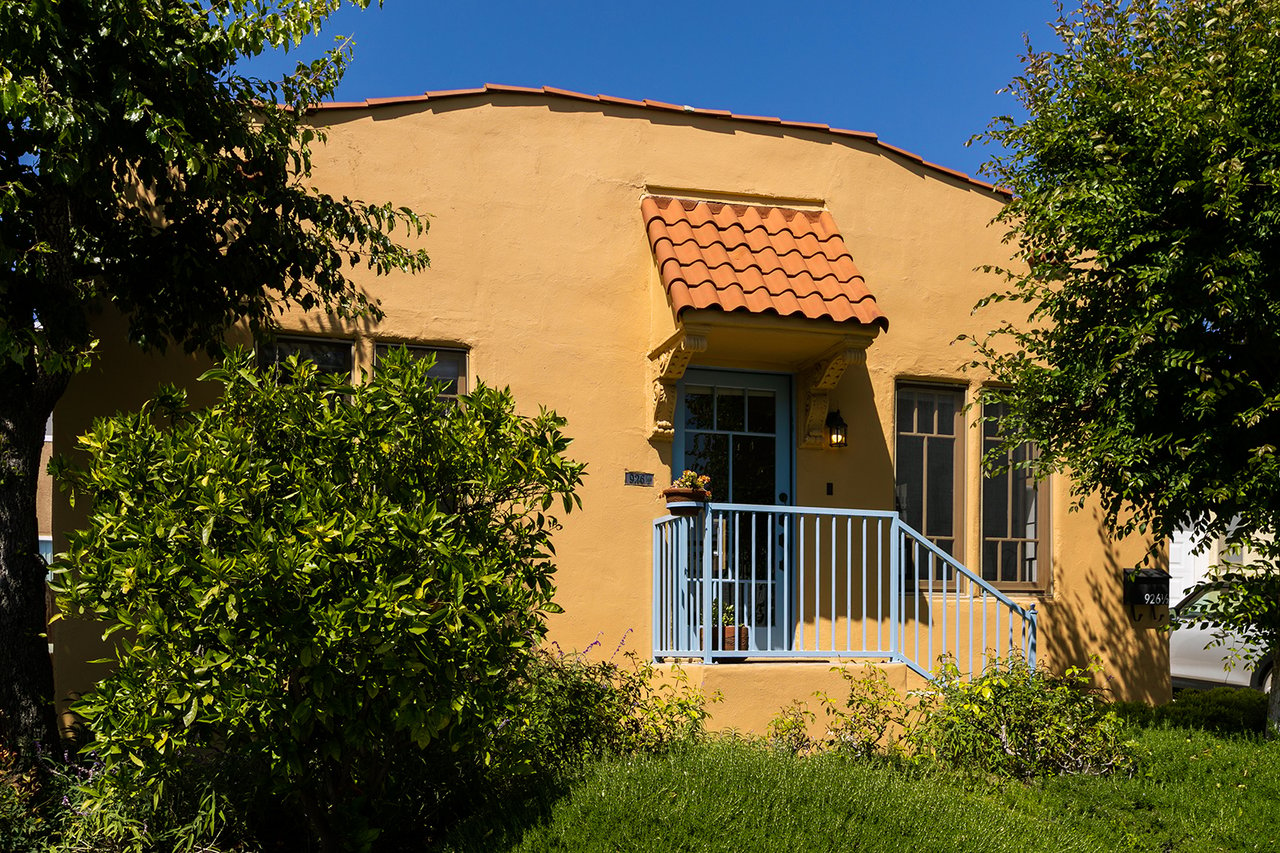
[1040,507,1169,705]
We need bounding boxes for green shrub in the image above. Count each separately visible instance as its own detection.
[769,665,927,759]
[767,701,817,756]
[0,748,102,853]
[52,350,585,852]
[0,750,57,852]
[769,657,1136,781]
[818,665,921,758]
[916,655,1136,780]
[1114,687,1267,736]
[498,641,717,774]
[390,638,717,848]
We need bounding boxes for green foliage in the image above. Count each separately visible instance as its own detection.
[51,349,584,852]
[710,598,735,627]
[648,713,1280,853]
[1,0,429,365]
[770,666,932,760]
[670,470,711,491]
[768,665,923,758]
[818,665,921,759]
[609,653,719,754]
[768,658,1135,780]
[917,656,1137,780]
[0,749,65,852]
[974,0,1280,545]
[1115,687,1268,736]
[1177,570,1279,696]
[972,0,1280,735]
[494,643,717,776]
[446,734,1280,853]
[767,700,817,756]
[0,0,429,752]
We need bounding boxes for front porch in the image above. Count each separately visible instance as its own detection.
[653,503,1037,679]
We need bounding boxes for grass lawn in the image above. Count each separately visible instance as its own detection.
[442,727,1280,853]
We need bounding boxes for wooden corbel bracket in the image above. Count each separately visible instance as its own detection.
[799,342,867,448]
[648,325,709,442]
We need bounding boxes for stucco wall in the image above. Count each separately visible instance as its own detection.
[51,93,1168,730]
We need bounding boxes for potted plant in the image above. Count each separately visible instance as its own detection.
[705,599,749,652]
[662,469,711,516]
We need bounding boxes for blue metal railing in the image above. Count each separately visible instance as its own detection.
[652,503,1037,678]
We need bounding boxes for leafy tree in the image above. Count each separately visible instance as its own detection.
[972,0,1280,733]
[0,1,429,750]
[53,350,585,851]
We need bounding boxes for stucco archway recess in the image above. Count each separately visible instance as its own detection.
[642,195,886,446]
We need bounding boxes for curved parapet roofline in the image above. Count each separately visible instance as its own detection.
[307,83,1010,199]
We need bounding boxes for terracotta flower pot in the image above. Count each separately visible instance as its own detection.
[700,625,750,652]
[662,486,709,516]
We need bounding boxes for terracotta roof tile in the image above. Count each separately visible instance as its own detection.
[641,196,888,329]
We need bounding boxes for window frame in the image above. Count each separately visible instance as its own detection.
[257,334,355,380]
[979,399,1051,593]
[373,343,469,398]
[894,382,967,569]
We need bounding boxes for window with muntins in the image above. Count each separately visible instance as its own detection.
[895,385,965,560]
[981,401,1050,589]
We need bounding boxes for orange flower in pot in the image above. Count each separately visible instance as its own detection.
[662,469,711,516]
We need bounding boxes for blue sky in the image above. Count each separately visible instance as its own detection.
[243,1,1064,179]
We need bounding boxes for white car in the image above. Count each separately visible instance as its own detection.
[1170,584,1274,691]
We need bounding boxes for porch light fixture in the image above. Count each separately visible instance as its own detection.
[826,409,848,448]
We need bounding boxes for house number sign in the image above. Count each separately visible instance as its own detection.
[624,471,655,487]
[1122,568,1171,607]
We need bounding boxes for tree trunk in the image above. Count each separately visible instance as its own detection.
[0,369,63,752]
[0,188,89,754]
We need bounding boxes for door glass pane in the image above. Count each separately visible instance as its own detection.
[686,384,716,427]
[678,371,791,651]
[686,433,729,498]
[746,391,776,435]
[732,435,775,505]
[716,389,745,432]
[685,387,714,430]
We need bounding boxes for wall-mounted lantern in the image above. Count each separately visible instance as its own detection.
[826,409,848,448]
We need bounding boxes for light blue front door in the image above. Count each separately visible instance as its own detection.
[674,369,793,650]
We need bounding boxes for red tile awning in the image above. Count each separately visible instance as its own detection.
[641,196,888,330]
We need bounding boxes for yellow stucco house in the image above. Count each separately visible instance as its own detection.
[52,85,1168,732]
